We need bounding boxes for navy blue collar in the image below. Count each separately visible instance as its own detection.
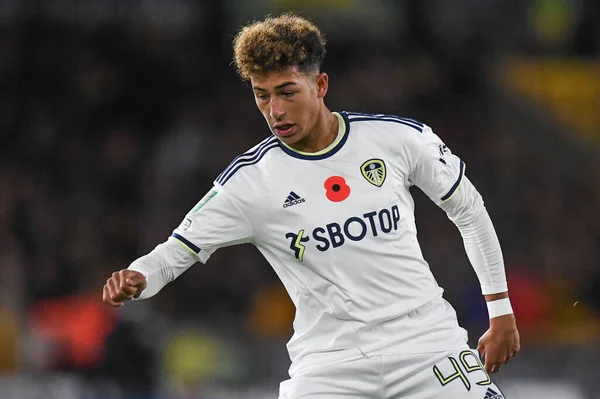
[278,112,350,160]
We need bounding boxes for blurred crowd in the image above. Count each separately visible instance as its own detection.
[0,0,599,397]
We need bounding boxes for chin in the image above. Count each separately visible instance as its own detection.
[274,129,301,144]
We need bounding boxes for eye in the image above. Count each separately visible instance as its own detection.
[281,91,295,98]
[255,93,269,101]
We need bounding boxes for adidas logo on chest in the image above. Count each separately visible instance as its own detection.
[283,191,306,208]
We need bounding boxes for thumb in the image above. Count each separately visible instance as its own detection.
[125,272,146,287]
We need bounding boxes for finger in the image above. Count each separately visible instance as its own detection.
[121,285,137,296]
[483,348,499,373]
[125,277,138,286]
[485,360,493,373]
[109,278,130,303]
[485,354,504,373]
[103,284,123,307]
[102,284,111,304]
[106,278,117,301]
[493,354,511,372]
[512,343,520,357]
[506,344,517,361]
[107,279,125,305]
[115,274,135,299]
[477,340,485,359]
[124,271,144,287]
[118,273,137,296]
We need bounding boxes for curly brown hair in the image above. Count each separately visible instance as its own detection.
[232,13,326,80]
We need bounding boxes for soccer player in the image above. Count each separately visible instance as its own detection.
[103,13,520,399]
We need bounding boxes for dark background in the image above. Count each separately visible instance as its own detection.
[0,1,599,398]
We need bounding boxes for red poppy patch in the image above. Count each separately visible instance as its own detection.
[324,176,350,202]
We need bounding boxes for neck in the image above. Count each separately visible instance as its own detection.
[290,107,338,153]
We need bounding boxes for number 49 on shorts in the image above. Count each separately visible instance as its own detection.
[432,350,499,394]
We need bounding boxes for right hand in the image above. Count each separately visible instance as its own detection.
[102,269,147,307]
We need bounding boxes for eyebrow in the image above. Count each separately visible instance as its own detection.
[252,81,298,91]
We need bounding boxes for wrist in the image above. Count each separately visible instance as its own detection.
[486,297,513,319]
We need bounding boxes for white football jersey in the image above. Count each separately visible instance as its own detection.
[171,111,470,374]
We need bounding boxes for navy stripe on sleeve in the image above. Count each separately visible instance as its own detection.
[441,161,465,201]
[345,111,424,127]
[347,116,423,133]
[217,141,279,185]
[171,233,201,254]
[215,136,278,184]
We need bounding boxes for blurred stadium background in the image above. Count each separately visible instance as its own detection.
[0,0,599,398]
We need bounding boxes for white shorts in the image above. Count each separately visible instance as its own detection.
[278,348,506,399]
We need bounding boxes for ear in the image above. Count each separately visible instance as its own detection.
[315,72,329,98]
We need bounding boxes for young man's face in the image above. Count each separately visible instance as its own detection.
[250,67,328,146]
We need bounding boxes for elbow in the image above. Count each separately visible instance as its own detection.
[442,177,488,227]
[157,253,176,283]
[445,195,487,228]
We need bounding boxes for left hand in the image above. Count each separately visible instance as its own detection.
[477,313,520,374]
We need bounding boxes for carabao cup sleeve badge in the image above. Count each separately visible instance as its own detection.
[190,188,218,214]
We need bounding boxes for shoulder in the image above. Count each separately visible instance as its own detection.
[214,135,281,187]
[343,111,448,171]
[344,111,425,134]
[343,111,434,157]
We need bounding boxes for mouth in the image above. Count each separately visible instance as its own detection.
[273,123,296,137]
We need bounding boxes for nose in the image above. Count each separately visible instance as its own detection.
[270,96,286,119]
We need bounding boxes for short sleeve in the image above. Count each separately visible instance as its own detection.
[170,184,252,264]
[407,125,465,206]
